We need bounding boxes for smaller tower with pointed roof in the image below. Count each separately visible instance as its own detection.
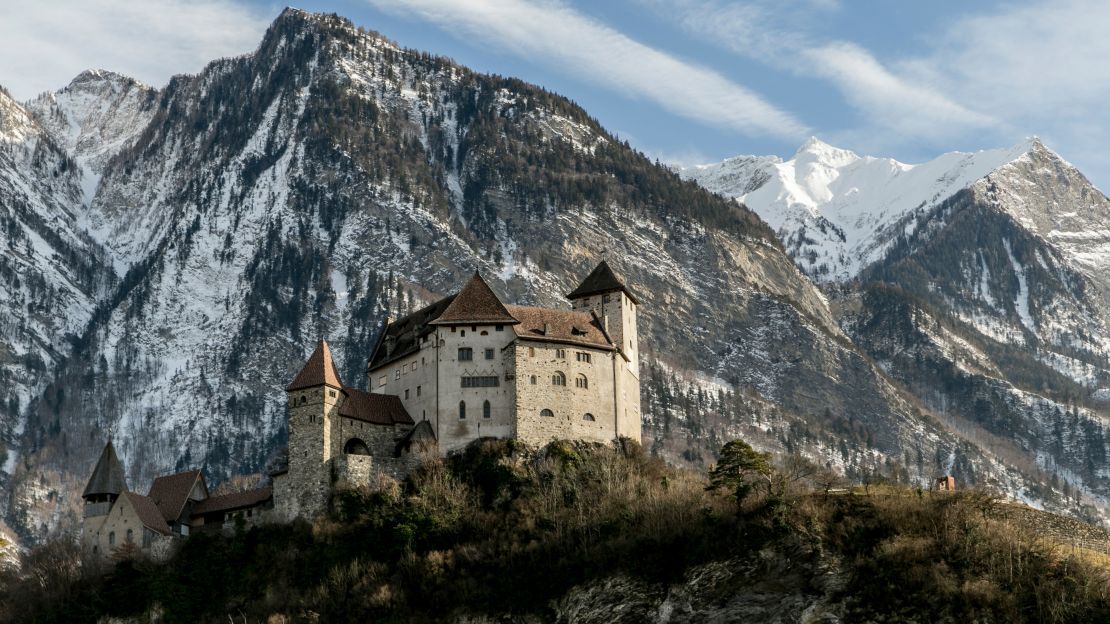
[567,260,641,438]
[81,440,129,552]
[280,340,346,520]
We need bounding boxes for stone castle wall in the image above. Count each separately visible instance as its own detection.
[512,341,619,447]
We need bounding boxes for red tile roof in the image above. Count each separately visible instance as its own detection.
[191,486,272,516]
[339,387,414,425]
[287,340,344,391]
[429,272,519,325]
[122,492,172,535]
[567,260,639,304]
[506,305,614,350]
[147,470,206,522]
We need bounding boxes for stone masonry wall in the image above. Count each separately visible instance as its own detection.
[513,341,619,447]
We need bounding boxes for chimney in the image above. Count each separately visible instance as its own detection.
[542,322,550,336]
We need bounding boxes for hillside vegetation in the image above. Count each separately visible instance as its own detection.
[4,439,1110,623]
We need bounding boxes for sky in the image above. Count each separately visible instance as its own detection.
[4,0,1110,189]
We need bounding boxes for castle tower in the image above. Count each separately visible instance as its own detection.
[567,261,642,439]
[81,440,128,552]
[280,340,345,520]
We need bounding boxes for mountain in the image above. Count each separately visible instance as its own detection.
[687,138,1110,517]
[0,87,115,507]
[0,9,1093,544]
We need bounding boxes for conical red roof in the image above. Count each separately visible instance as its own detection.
[430,271,518,325]
[286,340,344,391]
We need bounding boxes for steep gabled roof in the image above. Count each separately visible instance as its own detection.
[147,470,207,522]
[429,272,519,326]
[191,486,272,516]
[122,492,172,535]
[287,340,344,391]
[339,388,414,425]
[505,305,614,350]
[396,420,437,455]
[367,295,456,371]
[83,440,128,499]
[566,260,639,304]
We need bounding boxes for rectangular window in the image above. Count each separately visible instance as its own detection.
[378,376,387,387]
[496,325,504,331]
[485,348,495,360]
[576,352,591,363]
[329,389,337,397]
[461,376,500,388]
[405,389,410,399]
[394,369,401,380]
[603,294,611,303]
[556,348,566,358]
[529,346,535,357]
[458,347,473,361]
[417,385,422,397]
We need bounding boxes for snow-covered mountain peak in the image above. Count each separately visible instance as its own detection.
[792,136,858,166]
[26,69,157,207]
[683,137,1075,281]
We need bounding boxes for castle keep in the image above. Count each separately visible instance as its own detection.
[83,262,642,554]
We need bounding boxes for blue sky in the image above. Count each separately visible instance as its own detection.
[5,0,1110,188]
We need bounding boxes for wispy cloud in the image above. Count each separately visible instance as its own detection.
[366,0,808,140]
[0,0,270,99]
[655,0,997,146]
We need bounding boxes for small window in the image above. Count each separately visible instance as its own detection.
[378,376,387,387]
[552,371,566,386]
[417,385,422,396]
[126,529,134,543]
[530,375,537,385]
[603,294,611,303]
[329,390,337,397]
[529,346,535,357]
[556,348,566,358]
[484,348,495,360]
[576,374,588,389]
[394,369,401,380]
[461,330,466,337]
[458,347,473,361]
[472,325,477,332]
[300,396,307,405]
[584,413,596,421]
[496,325,504,331]
[483,400,491,419]
[108,531,115,546]
[422,357,425,366]
[540,409,554,418]
[576,352,591,363]
[459,401,466,419]
[405,389,410,399]
[451,327,457,333]
[481,330,489,336]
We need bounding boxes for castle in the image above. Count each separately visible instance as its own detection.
[82,262,642,557]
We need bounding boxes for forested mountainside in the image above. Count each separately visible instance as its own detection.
[0,8,1090,545]
[687,138,1110,521]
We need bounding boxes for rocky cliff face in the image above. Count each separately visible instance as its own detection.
[0,9,1088,543]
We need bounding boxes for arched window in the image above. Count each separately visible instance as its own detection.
[530,375,537,385]
[575,374,588,389]
[583,413,596,421]
[540,409,554,418]
[300,396,307,405]
[126,529,134,543]
[459,401,466,419]
[552,371,566,386]
[108,531,115,546]
[483,400,491,419]
[344,438,370,455]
